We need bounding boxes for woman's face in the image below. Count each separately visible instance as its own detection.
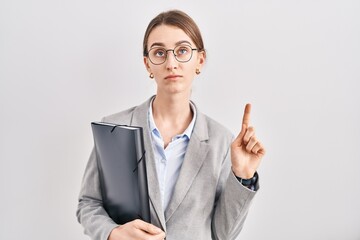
[144,24,205,96]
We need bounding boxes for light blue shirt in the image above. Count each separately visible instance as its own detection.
[148,99,197,212]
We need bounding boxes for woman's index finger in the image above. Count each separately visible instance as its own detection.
[242,103,252,127]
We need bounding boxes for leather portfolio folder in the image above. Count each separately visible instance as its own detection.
[91,122,150,224]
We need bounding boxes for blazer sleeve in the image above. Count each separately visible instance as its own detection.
[211,146,258,240]
[76,147,119,240]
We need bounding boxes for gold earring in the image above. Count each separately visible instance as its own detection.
[196,69,201,75]
[149,73,154,79]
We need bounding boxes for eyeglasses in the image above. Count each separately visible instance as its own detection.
[146,45,198,65]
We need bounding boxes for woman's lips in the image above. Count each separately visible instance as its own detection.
[165,75,182,79]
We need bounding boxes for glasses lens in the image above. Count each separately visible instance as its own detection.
[174,45,192,62]
[147,45,195,64]
[148,48,166,65]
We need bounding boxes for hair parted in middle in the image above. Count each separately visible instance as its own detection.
[143,10,205,57]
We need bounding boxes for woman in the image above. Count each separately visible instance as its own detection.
[77,10,265,240]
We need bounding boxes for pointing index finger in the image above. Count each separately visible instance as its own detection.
[242,103,251,128]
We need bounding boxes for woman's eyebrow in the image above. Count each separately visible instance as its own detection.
[175,40,192,46]
[149,42,165,48]
[149,40,192,49]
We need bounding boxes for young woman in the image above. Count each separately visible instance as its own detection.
[77,10,265,240]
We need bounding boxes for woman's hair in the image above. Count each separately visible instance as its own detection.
[143,10,205,56]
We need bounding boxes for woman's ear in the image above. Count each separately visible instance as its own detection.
[197,50,206,70]
[144,57,151,73]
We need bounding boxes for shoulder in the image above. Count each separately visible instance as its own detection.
[101,106,137,125]
[193,104,234,151]
[100,96,153,125]
[203,113,233,141]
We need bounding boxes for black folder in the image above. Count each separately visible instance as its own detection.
[91,122,150,224]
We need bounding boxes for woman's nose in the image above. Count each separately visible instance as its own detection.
[165,51,178,70]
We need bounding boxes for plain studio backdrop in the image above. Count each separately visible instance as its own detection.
[0,0,359,239]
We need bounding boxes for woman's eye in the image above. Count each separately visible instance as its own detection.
[155,50,166,57]
[177,47,188,55]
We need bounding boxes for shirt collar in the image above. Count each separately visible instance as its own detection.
[148,97,197,139]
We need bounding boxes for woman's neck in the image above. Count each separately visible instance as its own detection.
[153,93,191,120]
[152,92,193,147]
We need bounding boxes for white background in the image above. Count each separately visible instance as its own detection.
[1,0,359,239]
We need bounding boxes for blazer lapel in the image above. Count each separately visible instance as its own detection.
[164,107,210,222]
[130,97,167,231]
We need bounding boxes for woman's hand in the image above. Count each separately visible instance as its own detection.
[231,104,266,179]
[108,219,165,240]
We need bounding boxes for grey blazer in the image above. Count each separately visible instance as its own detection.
[77,97,257,240]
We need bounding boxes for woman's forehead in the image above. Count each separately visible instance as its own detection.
[147,25,195,48]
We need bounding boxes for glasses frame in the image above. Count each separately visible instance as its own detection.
[146,45,198,65]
